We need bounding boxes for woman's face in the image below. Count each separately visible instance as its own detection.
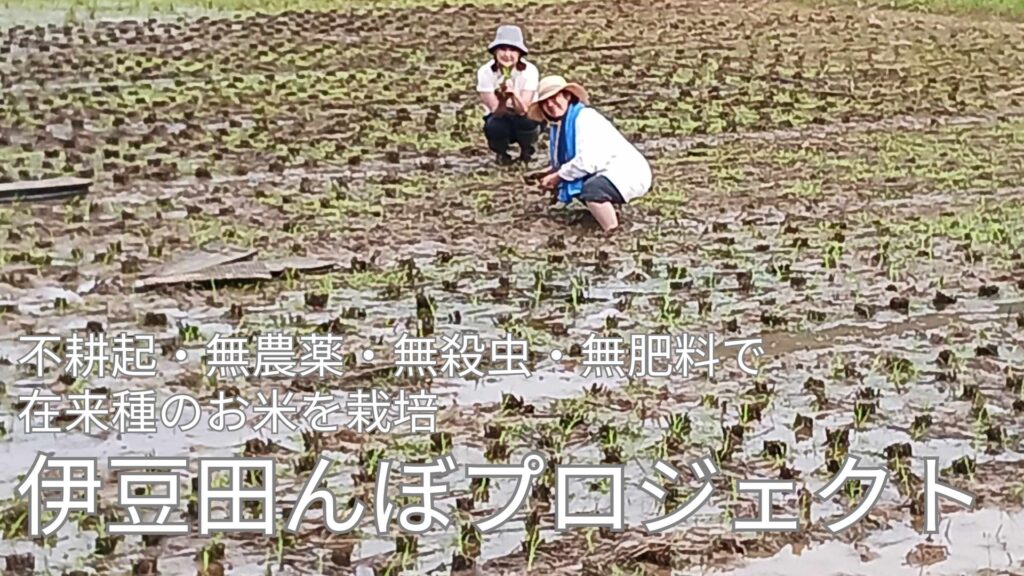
[541,91,571,120]
[493,46,520,69]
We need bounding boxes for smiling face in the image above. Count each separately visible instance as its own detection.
[493,46,521,69]
[541,90,572,120]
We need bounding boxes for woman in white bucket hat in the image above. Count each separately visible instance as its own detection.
[528,75,652,233]
[476,25,541,166]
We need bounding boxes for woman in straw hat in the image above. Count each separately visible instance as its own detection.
[528,75,652,233]
[476,25,542,166]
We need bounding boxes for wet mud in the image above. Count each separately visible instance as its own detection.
[2,0,1024,574]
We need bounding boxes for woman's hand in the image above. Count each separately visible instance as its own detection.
[492,89,510,116]
[507,91,527,115]
[500,81,530,115]
[540,172,561,189]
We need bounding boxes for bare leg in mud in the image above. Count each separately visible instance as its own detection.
[586,201,618,232]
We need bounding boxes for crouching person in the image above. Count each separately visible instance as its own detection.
[529,75,652,233]
[476,25,541,165]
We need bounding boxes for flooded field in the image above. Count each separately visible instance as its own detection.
[2,0,1024,574]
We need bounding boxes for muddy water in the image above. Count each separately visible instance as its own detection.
[4,0,1024,573]
[3,205,1023,573]
[708,508,1024,576]
[0,5,222,28]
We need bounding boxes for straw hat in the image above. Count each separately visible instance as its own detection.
[488,25,529,54]
[527,75,589,122]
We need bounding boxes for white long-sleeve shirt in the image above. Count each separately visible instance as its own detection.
[554,107,652,203]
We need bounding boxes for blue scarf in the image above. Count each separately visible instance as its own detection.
[548,101,586,204]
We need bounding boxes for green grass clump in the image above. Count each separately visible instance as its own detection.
[1,0,562,25]
[808,0,1024,20]
[891,0,1024,18]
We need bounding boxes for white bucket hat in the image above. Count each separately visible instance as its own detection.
[527,75,590,122]
[488,24,528,54]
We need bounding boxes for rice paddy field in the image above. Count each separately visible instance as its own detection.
[2,0,1024,574]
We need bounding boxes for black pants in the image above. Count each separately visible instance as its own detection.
[576,175,626,204]
[484,113,541,157]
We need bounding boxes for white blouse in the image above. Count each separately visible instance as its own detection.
[476,59,540,115]
[555,107,652,203]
